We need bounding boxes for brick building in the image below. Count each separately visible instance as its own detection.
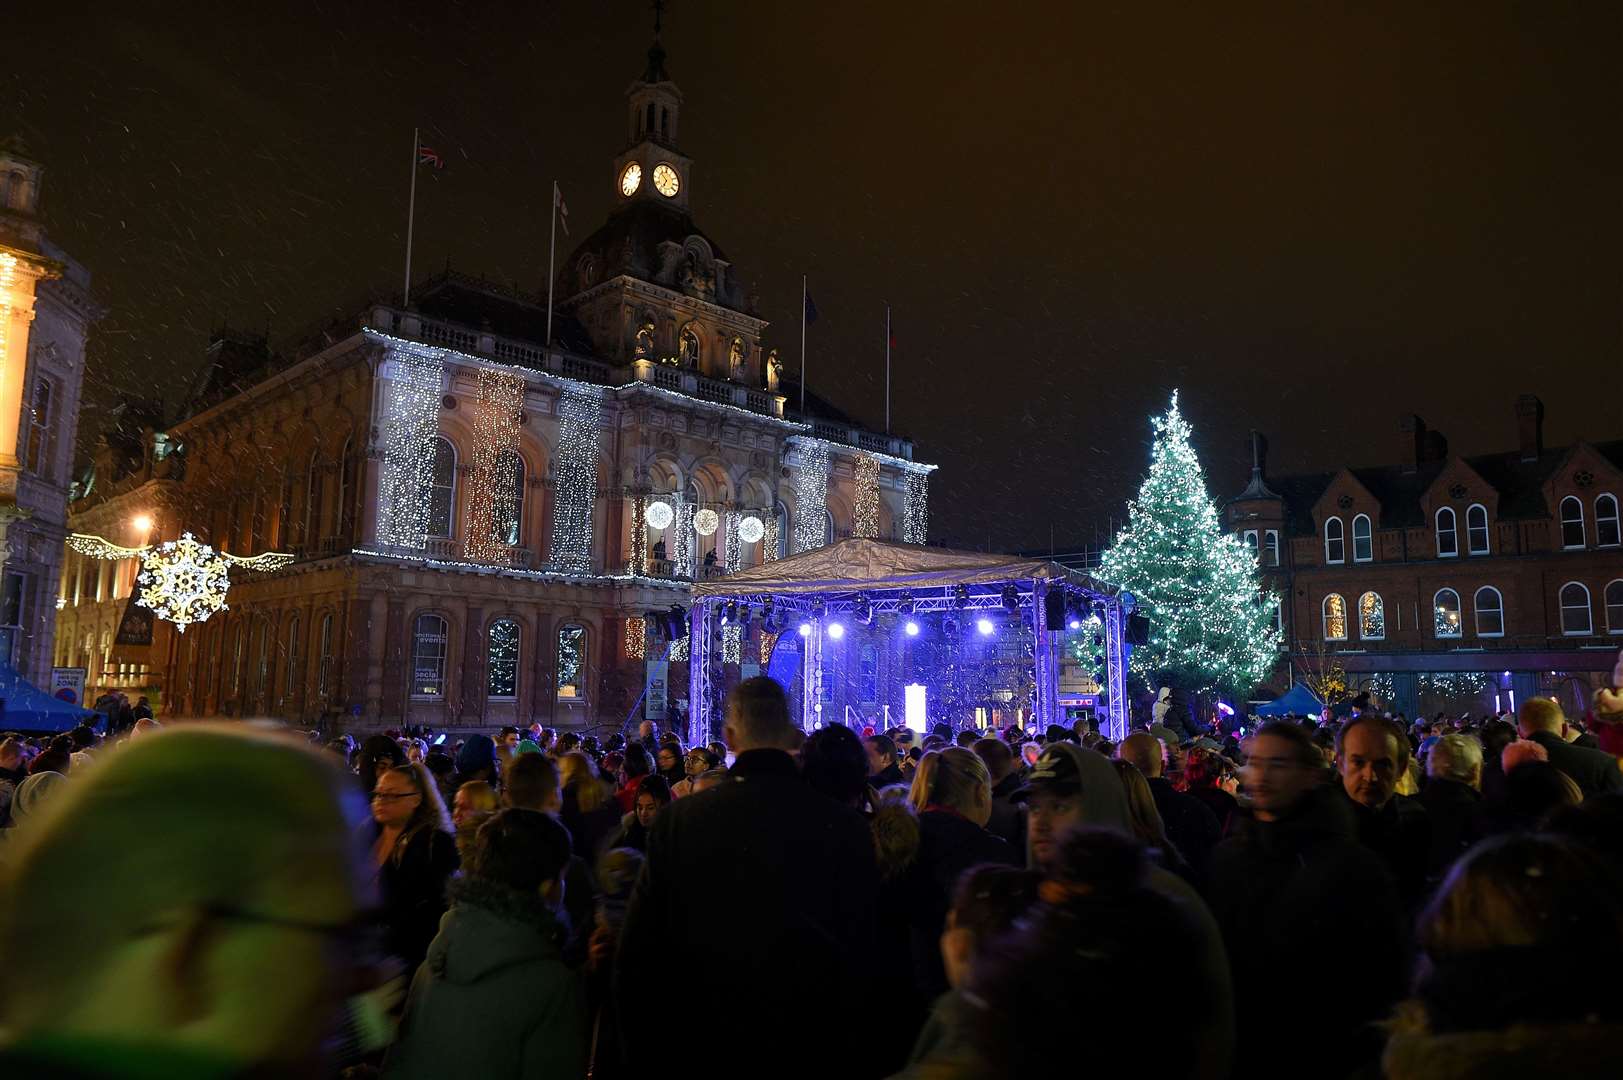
[1228,396,1623,719]
[54,34,934,733]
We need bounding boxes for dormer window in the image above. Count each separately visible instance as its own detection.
[1435,507,1458,558]
[1324,517,1344,564]
[1352,514,1373,563]
[1467,504,1490,555]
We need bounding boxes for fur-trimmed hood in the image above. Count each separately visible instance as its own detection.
[1383,1003,1623,1079]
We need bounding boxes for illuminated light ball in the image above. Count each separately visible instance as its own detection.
[798,622,813,638]
[1067,617,1082,630]
[904,619,920,637]
[693,508,720,536]
[975,617,996,636]
[737,515,765,545]
[826,622,845,640]
[132,514,154,534]
[644,500,674,531]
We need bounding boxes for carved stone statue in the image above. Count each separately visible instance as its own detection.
[765,349,782,392]
[678,325,700,368]
[728,338,746,381]
[633,322,655,361]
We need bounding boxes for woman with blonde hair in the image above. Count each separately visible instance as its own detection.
[1109,758,1196,887]
[450,780,498,864]
[369,762,459,970]
[558,750,620,862]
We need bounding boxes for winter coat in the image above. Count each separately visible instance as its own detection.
[384,878,587,1080]
[986,771,1025,849]
[1383,1000,1623,1079]
[1416,778,1485,884]
[898,808,1017,1003]
[374,825,460,972]
[871,761,906,789]
[614,748,881,1078]
[559,784,622,864]
[1187,782,1239,836]
[1345,790,1432,911]
[1209,785,1408,1078]
[1526,730,1623,797]
[1147,775,1221,885]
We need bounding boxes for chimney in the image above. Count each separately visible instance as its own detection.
[1421,428,1449,464]
[1397,414,1428,473]
[1516,395,1544,462]
[1251,431,1269,478]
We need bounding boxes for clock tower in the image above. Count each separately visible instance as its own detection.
[612,19,691,213]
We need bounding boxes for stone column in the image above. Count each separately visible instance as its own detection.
[379,598,407,720]
[341,594,371,720]
[462,604,485,724]
[530,610,556,726]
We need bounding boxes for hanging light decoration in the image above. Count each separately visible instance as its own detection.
[854,454,882,539]
[463,367,526,564]
[903,470,930,544]
[792,440,830,553]
[69,530,293,634]
[375,348,447,550]
[737,514,765,545]
[762,515,780,563]
[547,384,603,575]
[645,499,675,531]
[693,508,720,536]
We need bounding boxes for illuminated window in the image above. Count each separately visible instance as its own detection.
[411,614,448,697]
[1597,494,1620,548]
[1324,518,1344,564]
[1606,580,1623,633]
[557,624,586,700]
[1435,507,1458,558]
[284,614,301,699]
[1434,589,1463,639]
[1358,592,1384,640]
[1474,587,1504,637]
[1559,582,1591,636]
[1560,496,1585,549]
[428,437,457,539]
[1264,530,1280,567]
[1322,594,1347,641]
[1467,504,1490,555]
[317,613,333,697]
[1352,515,1373,563]
[488,618,520,699]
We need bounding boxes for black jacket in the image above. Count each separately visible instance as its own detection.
[1417,777,1485,884]
[986,770,1025,849]
[870,761,905,789]
[1527,730,1623,798]
[614,749,881,1078]
[559,785,622,863]
[1146,775,1221,884]
[1345,790,1432,911]
[1208,786,1408,1079]
[375,826,461,972]
[898,808,1017,1002]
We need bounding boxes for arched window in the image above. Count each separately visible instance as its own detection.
[1435,507,1458,558]
[230,623,244,696]
[1264,530,1280,568]
[24,376,52,475]
[337,436,359,539]
[254,620,270,701]
[1474,586,1504,637]
[1560,496,1585,548]
[1358,592,1384,640]
[284,614,301,699]
[1434,589,1463,639]
[428,437,456,539]
[1352,514,1373,563]
[1606,580,1623,633]
[645,102,656,134]
[411,613,449,697]
[303,450,321,543]
[1322,594,1347,641]
[557,624,586,700]
[1242,530,1258,555]
[1559,582,1592,636]
[1324,518,1344,564]
[487,618,520,699]
[1466,504,1490,555]
[317,612,333,697]
[1597,494,1621,548]
[493,450,524,546]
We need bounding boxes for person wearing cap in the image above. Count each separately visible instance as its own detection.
[1013,741,1234,1078]
[1208,720,1406,1078]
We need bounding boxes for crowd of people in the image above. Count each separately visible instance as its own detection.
[1,656,1621,1078]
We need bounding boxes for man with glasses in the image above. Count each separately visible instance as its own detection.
[1208,721,1406,1079]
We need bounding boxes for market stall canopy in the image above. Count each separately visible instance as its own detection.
[1253,683,1325,718]
[0,662,99,733]
[693,538,1116,599]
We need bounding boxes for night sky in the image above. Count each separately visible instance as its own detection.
[5,2,1619,552]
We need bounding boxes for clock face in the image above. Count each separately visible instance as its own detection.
[653,163,680,197]
[620,162,642,197]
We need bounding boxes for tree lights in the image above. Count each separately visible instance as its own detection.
[854,454,881,539]
[1099,391,1279,697]
[375,348,447,551]
[792,440,830,554]
[547,384,603,575]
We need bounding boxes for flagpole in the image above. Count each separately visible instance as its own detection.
[404,126,419,306]
[799,275,807,416]
[545,180,558,353]
[884,302,891,434]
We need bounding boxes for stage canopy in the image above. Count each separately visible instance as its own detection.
[0,661,99,733]
[1253,683,1324,718]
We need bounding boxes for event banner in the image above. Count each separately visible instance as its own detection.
[645,660,668,720]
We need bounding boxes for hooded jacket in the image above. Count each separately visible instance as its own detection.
[384,878,587,1080]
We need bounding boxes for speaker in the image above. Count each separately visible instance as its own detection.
[1043,588,1067,631]
[1126,613,1151,646]
[662,605,688,641]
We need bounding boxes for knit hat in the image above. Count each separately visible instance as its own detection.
[11,770,67,825]
[515,740,543,756]
[456,734,498,775]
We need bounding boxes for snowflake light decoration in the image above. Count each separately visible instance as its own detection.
[135,533,234,633]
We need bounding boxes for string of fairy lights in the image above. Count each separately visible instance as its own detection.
[792,439,830,553]
[854,455,882,539]
[463,368,526,564]
[375,349,447,550]
[547,384,603,575]
[903,471,930,544]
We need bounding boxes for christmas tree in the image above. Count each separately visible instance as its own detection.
[1100,391,1280,697]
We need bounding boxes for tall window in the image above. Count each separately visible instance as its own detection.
[1466,504,1490,555]
[859,644,878,703]
[1560,496,1585,549]
[254,620,270,701]
[1358,592,1385,640]
[1434,589,1462,638]
[1352,515,1373,563]
[1435,507,1458,558]
[1597,494,1621,547]
[24,377,52,475]
[557,624,586,700]
[428,437,457,539]
[1324,518,1344,564]
[1322,594,1347,640]
[284,614,301,699]
[1474,586,1504,637]
[411,614,449,697]
[317,613,333,697]
[488,618,520,699]
[1606,580,1623,633]
[1559,583,1592,636]
[304,450,321,544]
[336,436,354,540]
[1242,530,1258,556]
[1264,530,1280,568]
[493,450,524,546]
[279,473,294,548]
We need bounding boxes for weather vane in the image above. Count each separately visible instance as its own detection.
[67,531,294,633]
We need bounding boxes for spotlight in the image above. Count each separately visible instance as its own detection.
[662,606,688,640]
[953,584,969,608]
[797,622,812,638]
[898,591,915,616]
[976,617,995,636]
[1067,616,1083,631]
[826,622,846,640]
[904,619,920,637]
[1002,584,1020,612]
[854,594,873,627]
[721,601,738,626]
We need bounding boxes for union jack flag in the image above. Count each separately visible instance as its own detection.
[417,143,444,170]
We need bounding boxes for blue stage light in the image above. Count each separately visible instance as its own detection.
[826,622,846,640]
[798,622,812,638]
[904,619,920,637]
[976,617,995,636]
[1067,617,1083,630]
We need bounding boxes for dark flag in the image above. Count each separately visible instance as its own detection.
[114,575,154,646]
[804,291,819,325]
